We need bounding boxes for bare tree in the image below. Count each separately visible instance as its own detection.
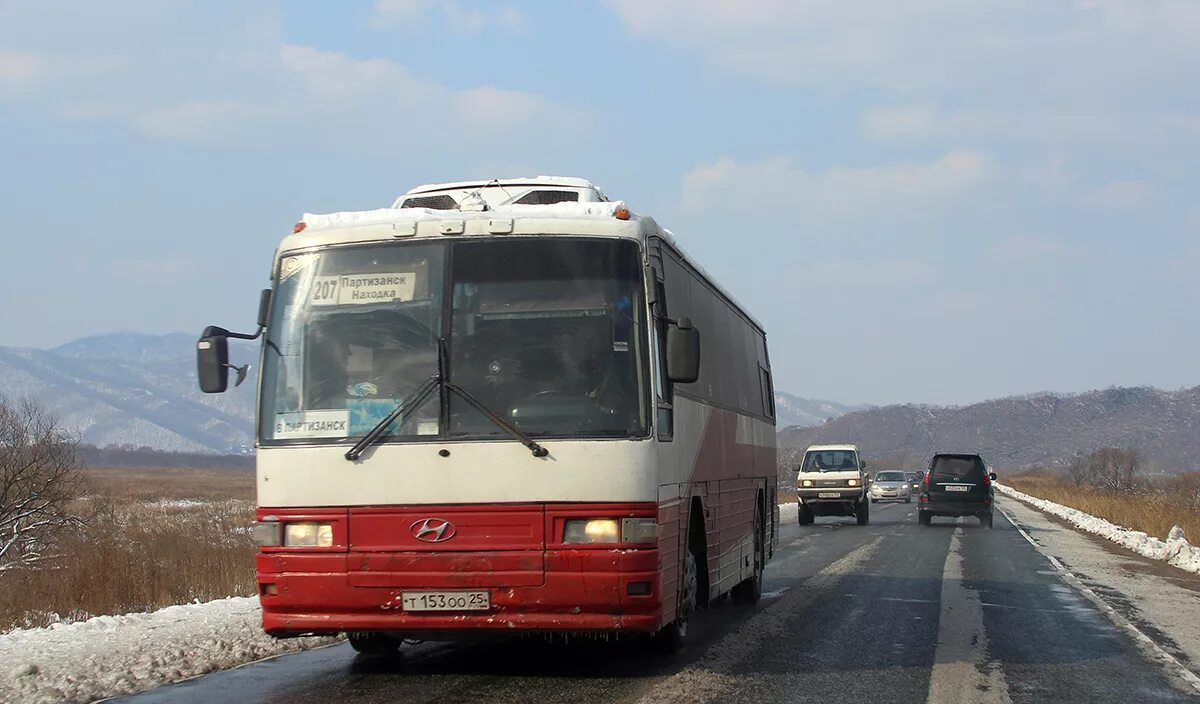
[0,397,85,573]
[1066,454,1089,487]
[1089,447,1141,493]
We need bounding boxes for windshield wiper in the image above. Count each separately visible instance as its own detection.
[436,337,548,458]
[345,339,549,461]
[444,381,549,458]
[344,374,439,461]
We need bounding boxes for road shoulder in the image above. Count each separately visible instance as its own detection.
[998,497,1200,685]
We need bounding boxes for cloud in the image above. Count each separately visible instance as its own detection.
[0,50,46,94]
[0,8,582,156]
[370,0,524,34]
[606,1,1200,97]
[861,105,1200,147]
[681,150,989,218]
[1084,180,1150,209]
[808,259,933,288]
[136,100,250,141]
[612,1,1200,158]
[986,236,1069,266]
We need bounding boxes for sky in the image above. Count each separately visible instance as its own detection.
[1,0,1198,406]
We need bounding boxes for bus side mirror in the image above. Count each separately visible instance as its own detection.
[666,317,700,383]
[257,289,272,328]
[197,328,230,394]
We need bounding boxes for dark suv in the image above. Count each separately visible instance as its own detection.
[918,453,996,528]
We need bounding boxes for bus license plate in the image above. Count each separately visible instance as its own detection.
[945,485,970,492]
[401,591,490,612]
[818,492,841,498]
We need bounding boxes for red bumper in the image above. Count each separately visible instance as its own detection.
[257,548,663,637]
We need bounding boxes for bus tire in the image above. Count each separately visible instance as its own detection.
[347,632,400,656]
[731,500,764,606]
[652,548,697,653]
[856,499,870,526]
[798,503,814,526]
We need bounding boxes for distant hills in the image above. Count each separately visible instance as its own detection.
[4,333,1196,477]
[778,386,1200,475]
[0,332,257,454]
[0,333,860,455]
[773,392,869,429]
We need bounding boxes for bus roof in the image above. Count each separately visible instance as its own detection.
[402,175,603,197]
[279,177,764,332]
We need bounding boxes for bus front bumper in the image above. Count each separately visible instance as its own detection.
[256,548,665,638]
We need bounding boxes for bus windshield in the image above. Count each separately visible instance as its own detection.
[258,238,648,445]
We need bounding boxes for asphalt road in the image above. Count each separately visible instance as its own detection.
[114,499,1200,704]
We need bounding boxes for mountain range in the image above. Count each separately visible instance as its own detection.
[4,333,1196,475]
[0,332,257,454]
[0,333,861,454]
[778,386,1200,475]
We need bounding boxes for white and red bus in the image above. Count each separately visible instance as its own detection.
[197,177,777,653]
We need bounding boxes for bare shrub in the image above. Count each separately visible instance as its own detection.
[1066,454,1089,487]
[1007,473,1200,545]
[0,397,85,573]
[1088,447,1141,493]
[0,468,257,631]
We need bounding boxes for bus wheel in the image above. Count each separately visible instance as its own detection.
[652,546,697,653]
[798,503,814,526]
[731,502,764,606]
[856,499,870,526]
[348,632,400,656]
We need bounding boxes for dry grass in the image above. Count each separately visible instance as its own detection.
[1006,473,1200,544]
[84,466,255,502]
[0,466,257,632]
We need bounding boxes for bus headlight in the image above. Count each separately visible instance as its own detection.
[563,519,619,544]
[800,479,814,487]
[846,478,859,487]
[283,522,334,547]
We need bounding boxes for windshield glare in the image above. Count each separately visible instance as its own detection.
[448,239,646,438]
[801,450,859,472]
[258,238,648,444]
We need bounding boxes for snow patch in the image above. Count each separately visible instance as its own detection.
[302,200,627,231]
[0,596,338,703]
[996,484,1200,575]
[146,498,208,509]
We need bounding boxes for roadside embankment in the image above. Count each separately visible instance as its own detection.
[997,482,1200,575]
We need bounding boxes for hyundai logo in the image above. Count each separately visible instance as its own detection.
[410,518,456,543]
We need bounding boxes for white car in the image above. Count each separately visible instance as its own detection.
[870,470,912,503]
[796,444,870,526]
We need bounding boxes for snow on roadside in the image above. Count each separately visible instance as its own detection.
[996,483,1200,575]
[0,597,338,704]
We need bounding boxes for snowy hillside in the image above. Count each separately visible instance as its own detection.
[773,391,868,429]
[779,386,1200,473]
[0,332,257,454]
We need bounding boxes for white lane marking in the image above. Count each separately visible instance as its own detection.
[997,506,1200,694]
[843,594,939,605]
[978,601,1097,614]
[927,527,1013,704]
